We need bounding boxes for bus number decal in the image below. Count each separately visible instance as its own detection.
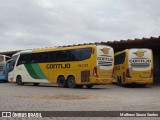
[78,64,88,67]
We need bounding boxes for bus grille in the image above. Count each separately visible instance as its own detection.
[81,71,90,82]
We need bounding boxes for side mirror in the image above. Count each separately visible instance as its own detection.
[7,59,14,72]
[6,59,13,63]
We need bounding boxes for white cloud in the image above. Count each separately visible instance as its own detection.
[0,0,159,51]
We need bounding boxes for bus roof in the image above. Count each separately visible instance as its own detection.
[114,48,151,56]
[14,44,112,54]
[33,45,96,53]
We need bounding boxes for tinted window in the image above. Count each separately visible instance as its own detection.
[115,52,126,65]
[81,48,92,60]
[27,54,36,63]
[9,55,19,71]
[39,51,69,62]
[69,49,81,61]
[54,51,69,62]
[69,48,92,61]
[38,52,49,63]
[17,48,92,65]
[17,54,28,66]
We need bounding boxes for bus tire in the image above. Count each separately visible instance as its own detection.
[118,77,122,86]
[139,84,146,87]
[86,85,93,89]
[76,85,83,88]
[57,76,68,88]
[16,76,24,85]
[121,80,125,87]
[117,77,120,86]
[67,76,76,88]
[120,77,124,87]
[33,83,40,86]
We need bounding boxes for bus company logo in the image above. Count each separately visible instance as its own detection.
[100,48,110,56]
[133,50,146,57]
[129,57,151,68]
[98,48,113,66]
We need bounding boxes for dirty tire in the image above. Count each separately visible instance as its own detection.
[33,83,40,86]
[16,76,24,85]
[86,85,93,89]
[67,76,76,88]
[57,76,68,88]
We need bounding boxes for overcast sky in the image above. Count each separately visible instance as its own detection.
[0,0,160,51]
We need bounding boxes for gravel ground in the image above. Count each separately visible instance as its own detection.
[0,82,159,120]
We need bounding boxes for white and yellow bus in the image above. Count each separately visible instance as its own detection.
[114,48,153,86]
[8,45,114,88]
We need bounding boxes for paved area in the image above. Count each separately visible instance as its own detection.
[0,82,160,120]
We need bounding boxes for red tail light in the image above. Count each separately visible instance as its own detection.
[149,68,153,78]
[126,69,131,78]
[112,68,114,77]
[93,67,98,78]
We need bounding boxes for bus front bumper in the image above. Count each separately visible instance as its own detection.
[125,78,153,84]
[94,78,113,85]
[0,76,8,81]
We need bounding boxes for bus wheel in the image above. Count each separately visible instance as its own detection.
[117,77,122,86]
[16,76,24,85]
[33,83,40,86]
[121,80,125,87]
[57,76,68,88]
[86,85,93,89]
[67,76,76,88]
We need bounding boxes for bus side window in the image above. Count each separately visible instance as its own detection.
[80,48,92,60]
[30,53,37,63]
[48,51,56,62]
[41,53,48,63]
[53,51,66,62]
[69,48,92,61]
[115,52,126,65]
[60,51,69,61]
[17,54,27,65]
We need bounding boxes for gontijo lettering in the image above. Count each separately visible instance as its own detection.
[46,63,70,69]
[97,57,113,61]
[129,59,151,63]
